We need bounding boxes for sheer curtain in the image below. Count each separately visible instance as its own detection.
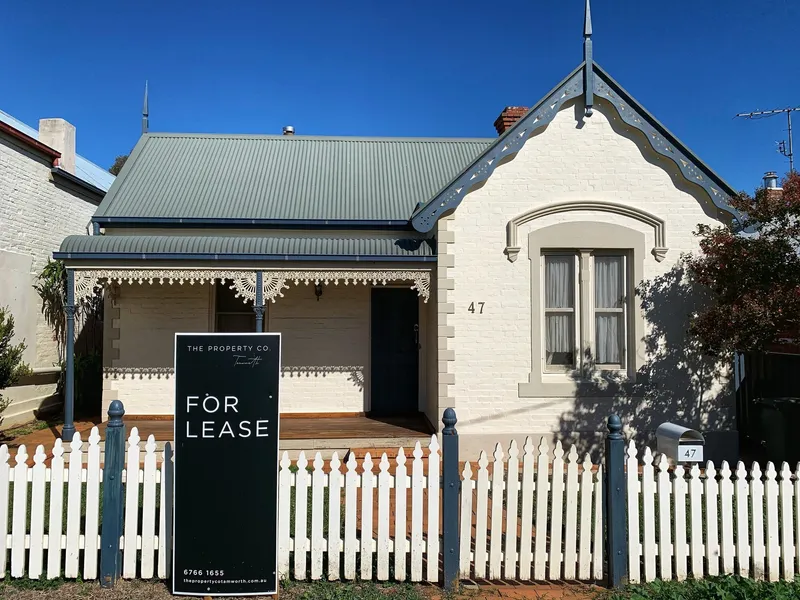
[595,256,624,364]
[544,255,574,366]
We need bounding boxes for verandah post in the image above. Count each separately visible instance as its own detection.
[254,271,264,332]
[605,414,628,588]
[441,408,460,590]
[100,400,126,588]
[62,268,76,441]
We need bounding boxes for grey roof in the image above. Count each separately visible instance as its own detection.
[95,133,493,222]
[56,234,435,261]
[0,109,115,192]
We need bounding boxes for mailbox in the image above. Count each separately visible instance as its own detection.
[656,422,705,463]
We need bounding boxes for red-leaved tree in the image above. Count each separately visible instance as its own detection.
[686,172,800,354]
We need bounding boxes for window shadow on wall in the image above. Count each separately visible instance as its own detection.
[557,262,734,461]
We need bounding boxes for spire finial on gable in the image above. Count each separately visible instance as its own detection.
[583,0,594,116]
[142,81,149,135]
[584,0,593,36]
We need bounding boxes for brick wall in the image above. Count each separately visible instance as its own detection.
[446,97,735,450]
[0,136,97,367]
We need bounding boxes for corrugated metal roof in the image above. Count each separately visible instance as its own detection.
[57,234,435,260]
[94,133,493,221]
[0,109,115,192]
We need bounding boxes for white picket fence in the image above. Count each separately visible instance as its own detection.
[458,438,603,582]
[10,425,800,586]
[279,437,442,582]
[0,426,171,580]
[627,440,800,583]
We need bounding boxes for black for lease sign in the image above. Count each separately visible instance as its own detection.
[173,333,280,596]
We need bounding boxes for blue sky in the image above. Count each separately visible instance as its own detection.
[1,0,798,192]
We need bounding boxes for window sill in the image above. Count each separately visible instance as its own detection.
[519,372,640,398]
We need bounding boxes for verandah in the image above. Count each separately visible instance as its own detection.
[59,267,432,439]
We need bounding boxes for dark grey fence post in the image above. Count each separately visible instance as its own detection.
[441,408,460,590]
[100,400,126,588]
[605,414,628,588]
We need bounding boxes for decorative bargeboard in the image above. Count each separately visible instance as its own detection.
[73,269,431,303]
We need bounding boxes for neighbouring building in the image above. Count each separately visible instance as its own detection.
[0,110,113,426]
[54,4,744,459]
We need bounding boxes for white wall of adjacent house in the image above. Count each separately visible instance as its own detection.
[444,97,736,457]
[103,280,432,418]
[0,130,97,427]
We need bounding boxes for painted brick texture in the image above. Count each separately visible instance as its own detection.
[269,283,369,414]
[0,137,97,366]
[448,98,734,441]
[105,281,435,416]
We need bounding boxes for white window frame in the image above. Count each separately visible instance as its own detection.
[540,250,630,378]
[590,252,628,373]
[520,221,646,398]
[541,253,581,374]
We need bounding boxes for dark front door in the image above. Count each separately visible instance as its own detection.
[370,288,419,416]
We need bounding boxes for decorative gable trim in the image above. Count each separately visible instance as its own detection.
[504,200,668,263]
[591,64,746,229]
[410,65,585,233]
[411,62,746,233]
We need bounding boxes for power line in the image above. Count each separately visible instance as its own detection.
[736,107,800,173]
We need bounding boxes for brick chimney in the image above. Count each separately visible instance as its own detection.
[39,118,76,175]
[494,106,528,136]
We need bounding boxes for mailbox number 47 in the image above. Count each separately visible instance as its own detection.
[683,448,697,459]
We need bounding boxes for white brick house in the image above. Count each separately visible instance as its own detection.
[0,111,112,426]
[55,7,743,460]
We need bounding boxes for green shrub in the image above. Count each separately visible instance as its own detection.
[0,306,32,414]
[603,575,800,600]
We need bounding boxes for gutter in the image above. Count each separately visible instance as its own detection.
[93,217,414,230]
[0,121,60,161]
[51,167,105,201]
[53,251,437,262]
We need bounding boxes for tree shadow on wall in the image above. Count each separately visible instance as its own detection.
[557,261,735,461]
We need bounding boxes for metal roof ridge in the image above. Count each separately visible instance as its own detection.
[143,132,495,143]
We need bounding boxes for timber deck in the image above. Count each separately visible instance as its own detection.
[3,413,434,452]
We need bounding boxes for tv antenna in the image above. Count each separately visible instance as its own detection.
[736,106,800,173]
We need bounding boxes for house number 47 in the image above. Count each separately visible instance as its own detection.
[468,302,485,314]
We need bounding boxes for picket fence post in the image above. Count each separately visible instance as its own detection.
[605,414,628,588]
[100,400,126,588]
[441,408,460,590]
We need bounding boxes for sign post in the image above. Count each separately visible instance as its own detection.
[173,333,281,596]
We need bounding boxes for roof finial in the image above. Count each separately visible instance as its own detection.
[142,81,149,135]
[584,0,593,37]
[583,0,594,117]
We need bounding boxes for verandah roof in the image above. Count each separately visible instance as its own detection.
[56,234,436,261]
